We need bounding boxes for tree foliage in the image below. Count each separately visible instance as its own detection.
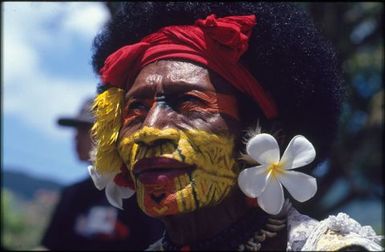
[1,189,57,250]
[295,2,383,232]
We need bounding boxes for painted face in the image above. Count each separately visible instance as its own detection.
[117,60,241,217]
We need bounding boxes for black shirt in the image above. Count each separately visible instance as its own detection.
[41,178,164,250]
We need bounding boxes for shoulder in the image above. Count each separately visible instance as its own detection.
[61,178,97,195]
[302,212,383,251]
[145,238,163,251]
[287,208,383,251]
[286,206,319,251]
[57,178,102,205]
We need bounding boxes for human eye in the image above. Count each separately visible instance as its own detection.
[177,93,203,106]
[127,100,149,111]
[122,99,150,126]
[180,94,205,104]
[171,92,209,115]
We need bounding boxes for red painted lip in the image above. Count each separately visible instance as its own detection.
[133,157,195,176]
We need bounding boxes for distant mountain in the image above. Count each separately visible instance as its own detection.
[2,169,64,200]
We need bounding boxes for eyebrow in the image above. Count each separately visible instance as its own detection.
[184,90,240,120]
[124,88,239,121]
[125,80,215,99]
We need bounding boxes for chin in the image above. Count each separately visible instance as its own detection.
[135,169,235,217]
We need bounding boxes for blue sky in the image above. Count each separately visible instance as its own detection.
[3,2,110,185]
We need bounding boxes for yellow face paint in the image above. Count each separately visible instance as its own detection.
[118,126,238,217]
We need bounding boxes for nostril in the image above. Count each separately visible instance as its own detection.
[134,140,146,146]
[150,139,172,147]
[135,138,173,147]
[133,127,180,147]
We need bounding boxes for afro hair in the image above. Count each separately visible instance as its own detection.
[91,2,344,167]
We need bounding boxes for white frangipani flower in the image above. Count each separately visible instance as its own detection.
[88,165,135,209]
[238,133,317,215]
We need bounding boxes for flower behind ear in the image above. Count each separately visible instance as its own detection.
[238,133,317,215]
[88,165,134,210]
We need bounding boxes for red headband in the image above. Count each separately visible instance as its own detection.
[100,14,278,119]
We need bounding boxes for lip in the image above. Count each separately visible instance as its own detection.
[133,157,195,176]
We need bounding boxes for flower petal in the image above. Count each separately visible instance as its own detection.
[105,182,135,210]
[246,133,280,165]
[119,185,135,199]
[238,165,268,198]
[88,165,110,190]
[278,170,317,202]
[257,175,284,215]
[280,135,316,169]
[105,182,123,209]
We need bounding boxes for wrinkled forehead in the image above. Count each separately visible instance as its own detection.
[127,60,237,96]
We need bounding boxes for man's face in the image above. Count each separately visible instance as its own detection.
[75,126,92,162]
[117,60,241,217]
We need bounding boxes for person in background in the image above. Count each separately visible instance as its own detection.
[40,98,164,250]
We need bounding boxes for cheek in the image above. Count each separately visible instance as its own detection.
[117,136,138,181]
[191,169,234,208]
[181,130,239,177]
[181,132,239,207]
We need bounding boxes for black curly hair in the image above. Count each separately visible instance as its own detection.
[91,2,344,167]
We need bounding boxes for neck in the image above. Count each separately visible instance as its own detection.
[159,188,251,246]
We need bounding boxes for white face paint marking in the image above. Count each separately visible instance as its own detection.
[145,74,163,85]
[166,61,208,84]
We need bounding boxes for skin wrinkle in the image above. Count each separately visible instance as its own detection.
[166,62,206,84]
[177,90,239,120]
[122,90,238,128]
[118,60,250,245]
[121,60,241,137]
[126,61,214,98]
[122,59,239,138]
[145,74,163,86]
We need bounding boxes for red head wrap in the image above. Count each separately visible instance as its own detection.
[100,14,278,119]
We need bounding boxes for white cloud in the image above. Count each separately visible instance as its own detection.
[62,3,110,41]
[3,2,110,139]
[3,74,95,138]
[3,32,38,86]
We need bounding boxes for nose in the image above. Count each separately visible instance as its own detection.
[134,95,180,147]
[75,129,81,143]
[133,126,180,149]
[133,94,180,148]
[142,95,171,130]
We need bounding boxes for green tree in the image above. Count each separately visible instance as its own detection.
[296,2,383,234]
[1,189,57,250]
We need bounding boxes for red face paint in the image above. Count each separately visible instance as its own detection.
[122,98,153,126]
[122,90,239,127]
[178,90,239,120]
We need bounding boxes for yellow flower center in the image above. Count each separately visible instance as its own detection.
[267,162,285,178]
